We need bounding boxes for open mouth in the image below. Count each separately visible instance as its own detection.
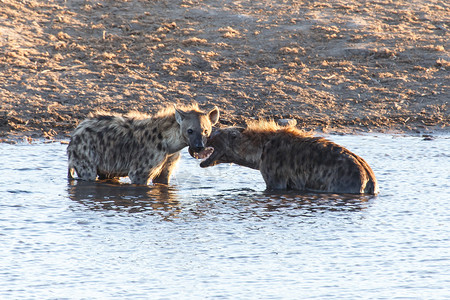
[189,146,221,168]
[190,146,214,161]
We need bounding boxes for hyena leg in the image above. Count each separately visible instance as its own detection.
[153,152,181,185]
[260,156,288,190]
[68,167,76,179]
[68,153,97,181]
[69,162,97,181]
[261,172,288,190]
[128,167,151,185]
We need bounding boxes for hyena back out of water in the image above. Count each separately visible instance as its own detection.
[197,120,379,194]
[67,104,219,185]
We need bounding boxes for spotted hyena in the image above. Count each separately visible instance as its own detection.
[196,120,379,194]
[67,104,219,185]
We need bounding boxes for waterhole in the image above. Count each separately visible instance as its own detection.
[0,134,449,299]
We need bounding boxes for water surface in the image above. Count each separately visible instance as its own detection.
[0,134,449,299]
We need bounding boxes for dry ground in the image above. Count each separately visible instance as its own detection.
[0,0,449,141]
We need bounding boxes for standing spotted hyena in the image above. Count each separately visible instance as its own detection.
[195,120,379,194]
[67,104,219,185]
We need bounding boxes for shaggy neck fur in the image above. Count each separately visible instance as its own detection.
[235,131,272,169]
[129,107,185,154]
[154,114,185,153]
[235,120,312,170]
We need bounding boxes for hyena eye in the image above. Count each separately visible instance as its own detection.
[187,129,193,134]
[204,130,208,135]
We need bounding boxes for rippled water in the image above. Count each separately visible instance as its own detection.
[0,134,449,299]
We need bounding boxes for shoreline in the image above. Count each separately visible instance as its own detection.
[1,0,448,142]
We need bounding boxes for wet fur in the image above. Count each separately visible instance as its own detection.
[203,120,379,194]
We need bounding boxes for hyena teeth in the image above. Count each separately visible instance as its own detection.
[194,147,214,160]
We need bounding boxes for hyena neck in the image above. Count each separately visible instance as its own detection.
[154,114,186,153]
[236,132,268,170]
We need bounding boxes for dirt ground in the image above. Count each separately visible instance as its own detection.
[0,0,448,141]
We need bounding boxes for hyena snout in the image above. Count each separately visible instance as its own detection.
[189,133,206,153]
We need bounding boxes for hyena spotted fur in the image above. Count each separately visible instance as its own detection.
[197,120,379,194]
[67,104,219,185]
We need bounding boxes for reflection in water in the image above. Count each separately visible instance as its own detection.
[68,178,372,221]
[260,190,374,212]
[213,189,374,219]
[67,179,181,219]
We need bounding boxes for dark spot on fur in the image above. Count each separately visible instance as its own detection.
[157,143,162,151]
[150,153,154,160]
[272,139,280,149]
[72,151,79,160]
[152,127,157,133]
[158,133,163,140]
[72,135,80,144]
[135,124,146,131]
[151,135,156,142]
[97,131,104,140]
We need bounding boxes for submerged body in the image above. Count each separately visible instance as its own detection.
[67,104,219,185]
[199,120,379,194]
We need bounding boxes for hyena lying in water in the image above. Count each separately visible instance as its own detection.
[196,120,379,194]
[67,104,219,185]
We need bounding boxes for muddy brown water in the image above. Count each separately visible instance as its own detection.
[0,134,449,299]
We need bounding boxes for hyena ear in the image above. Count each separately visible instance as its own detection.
[175,108,186,125]
[208,106,220,125]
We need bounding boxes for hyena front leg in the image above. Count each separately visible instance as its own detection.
[67,151,97,181]
[128,164,152,185]
[69,161,97,181]
[259,150,289,190]
[260,171,288,190]
[153,152,181,185]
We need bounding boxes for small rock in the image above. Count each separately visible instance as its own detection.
[278,119,297,126]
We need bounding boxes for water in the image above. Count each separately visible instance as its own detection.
[0,134,449,299]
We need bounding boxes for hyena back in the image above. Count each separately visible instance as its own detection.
[67,104,219,185]
[197,120,379,194]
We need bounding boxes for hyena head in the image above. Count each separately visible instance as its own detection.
[199,127,245,168]
[175,106,220,155]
